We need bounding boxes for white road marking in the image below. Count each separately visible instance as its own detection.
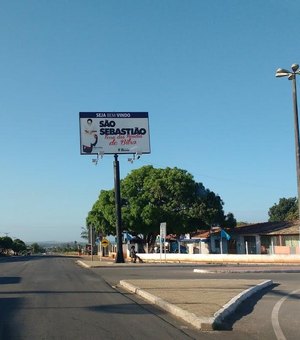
[271,288,300,340]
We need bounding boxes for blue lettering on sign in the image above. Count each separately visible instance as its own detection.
[99,127,146,135]
[99,120,116,127]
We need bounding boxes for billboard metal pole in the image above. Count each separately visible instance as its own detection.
[114,154,125,263]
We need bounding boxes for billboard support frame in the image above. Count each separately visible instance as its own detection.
[113,154,125,263]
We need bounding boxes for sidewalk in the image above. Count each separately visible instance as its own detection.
[76,256,300,271]
[76,258,273,330]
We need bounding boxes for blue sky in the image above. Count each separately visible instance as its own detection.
[1,0,300,242]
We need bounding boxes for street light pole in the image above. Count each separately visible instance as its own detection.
[276,64,300,248]
[291,73,300,221]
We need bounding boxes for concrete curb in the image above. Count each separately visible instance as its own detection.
[76,260,91,268]
[194,268,300,274]
[75,259,300,271]
[213,280,273,327]
[76,260,130,268]
[193,269,215,274]
[119,279,273,330]
[120,280,208,329]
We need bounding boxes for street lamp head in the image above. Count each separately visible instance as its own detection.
[275,68,290,77]
[276,68,290,74]
[276,65,300,78]
[292,64,299,72]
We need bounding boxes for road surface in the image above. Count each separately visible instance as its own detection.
[1,256,299,339]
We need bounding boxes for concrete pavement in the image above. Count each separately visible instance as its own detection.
[119,278,272,330]
[76,258,273,330]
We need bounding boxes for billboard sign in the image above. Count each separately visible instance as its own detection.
[79,112,150,155]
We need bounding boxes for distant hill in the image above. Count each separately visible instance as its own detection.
[27,241,86,248]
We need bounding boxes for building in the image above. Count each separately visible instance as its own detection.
[210,221,300,255]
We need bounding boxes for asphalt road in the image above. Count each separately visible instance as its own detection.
[1,256,299,340]
[0,256,195,339]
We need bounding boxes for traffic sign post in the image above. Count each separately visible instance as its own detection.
[160,222,167,263]
[89,225,94,262]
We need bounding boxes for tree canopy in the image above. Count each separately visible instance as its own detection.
[12,239,27,254]
[86,166,236,244]
[30,243,45,254]
[268,197,298,222]
[0,236,13,254]
[0,237,27,255]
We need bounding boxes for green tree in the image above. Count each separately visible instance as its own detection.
[12,239,27,255]
[86,189,116,236]
[268,197,298,222]
[80,226,88,240]
[0,236,13,254]
[31,243,45,254]
[223,213,237,228]
[86,166,234,246]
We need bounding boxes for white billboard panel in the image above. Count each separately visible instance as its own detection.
[79,112,150,155]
